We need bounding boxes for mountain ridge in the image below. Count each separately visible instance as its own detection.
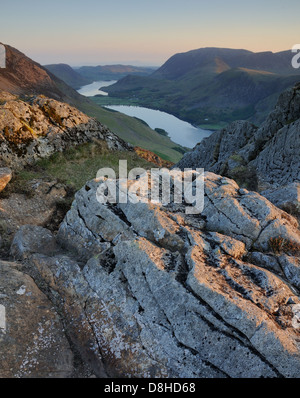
[104,47,300,127]
[152,47,299,79]
[75,64,156,83]
[44,63,91,90]
[45,63,156,90]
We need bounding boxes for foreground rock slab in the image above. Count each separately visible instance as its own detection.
[10,172,300,378]
[0,260,74,378]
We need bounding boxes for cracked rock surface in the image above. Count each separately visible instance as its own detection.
[9,172,300,378]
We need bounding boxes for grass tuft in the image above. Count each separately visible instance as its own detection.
[12,140,156,192]
[269,237,300,256]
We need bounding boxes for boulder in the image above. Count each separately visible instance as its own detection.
[10,225,60,260]
[202,173,300,251]
[0,179,72,259]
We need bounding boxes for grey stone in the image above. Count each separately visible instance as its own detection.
[279,255,300,290]
[11,172,300,378]
[261,183,300,218]
[248,252,282,275]
[57,179,135,261]
[202,172,300,250]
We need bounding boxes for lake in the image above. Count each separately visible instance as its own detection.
[77,80,118,97]
[106,105,212,148]
[77,80,212,148]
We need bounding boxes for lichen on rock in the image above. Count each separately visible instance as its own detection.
[0,91,131,169]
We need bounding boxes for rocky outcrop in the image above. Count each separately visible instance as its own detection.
[252,119,300,187]
[176,83,300,189]
[0,91,131,169]
[0,178,76,260]
[9,172,300,378]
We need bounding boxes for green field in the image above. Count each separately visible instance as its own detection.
[90,96,140,106]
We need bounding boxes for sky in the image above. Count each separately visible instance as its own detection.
[1,0,300,66]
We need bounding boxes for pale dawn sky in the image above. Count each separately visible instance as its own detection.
[1,0,299,66]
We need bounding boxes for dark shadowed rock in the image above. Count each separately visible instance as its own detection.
[11,225,60,260]
[0,260,74,378]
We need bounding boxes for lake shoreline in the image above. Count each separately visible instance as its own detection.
[77,80,118,97]
[91,95,219,131]
[77,80,213,148]
[103,104,212,148]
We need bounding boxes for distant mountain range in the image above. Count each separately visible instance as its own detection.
[45,63,156,89]
[43,63,91,90]
[0,43,183,162]
[103,47,300,128]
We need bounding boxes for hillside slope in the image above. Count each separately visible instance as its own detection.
[44,63,91,89]
[0,43,183,162]
[76,64,156,82]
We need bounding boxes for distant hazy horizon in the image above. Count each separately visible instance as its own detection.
[44,47,294,69]
[1,0,299,66]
